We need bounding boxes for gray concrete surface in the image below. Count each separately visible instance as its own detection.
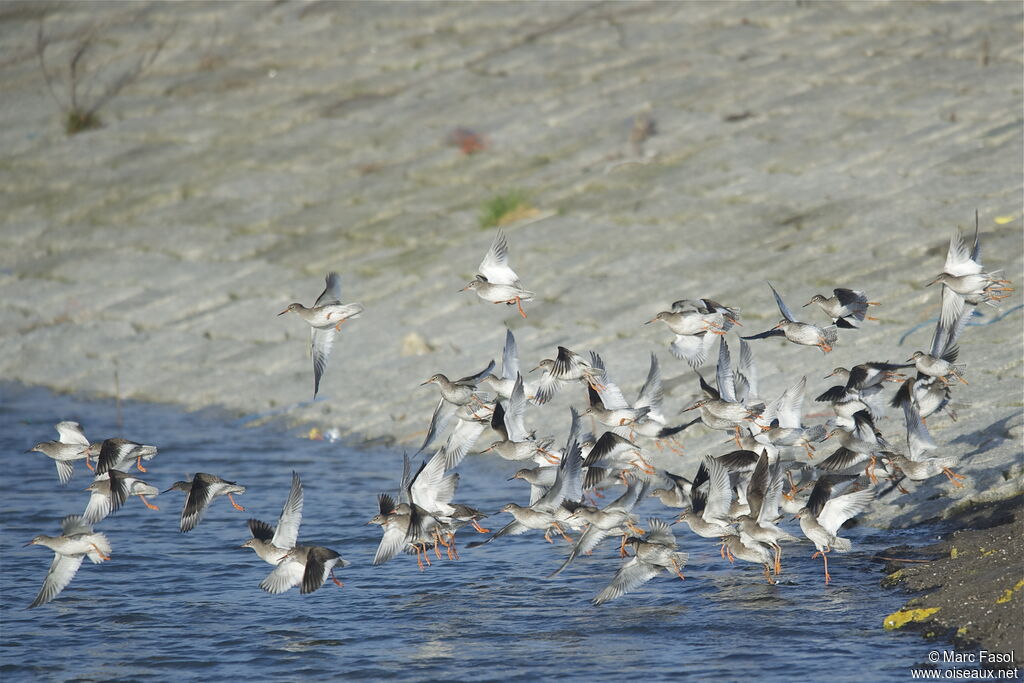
[1,1,1021,527]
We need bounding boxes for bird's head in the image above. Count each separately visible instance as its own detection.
[645,312,669,325]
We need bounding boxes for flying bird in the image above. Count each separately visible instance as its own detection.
[241,471,304,567]
[742,282,838,353]
[165,473,246,533]
[803,288,879,328]
[279,272,364,398]
[460,230,535,318]
[592,518,688,605]
[26,515,111,608]
[27,421,95,485]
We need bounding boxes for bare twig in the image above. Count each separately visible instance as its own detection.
[34,14,175,135]
[35,19,64,110]
[872,556,933,563]
[86,24,172,120]
[114,361,123,433]
[67,33,93,113]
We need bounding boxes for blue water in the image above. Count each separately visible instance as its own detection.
[1,382,942,681]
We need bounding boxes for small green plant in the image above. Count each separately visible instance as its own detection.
[479,190,535,229]
[64,108,101,135]
[36,17,171,135]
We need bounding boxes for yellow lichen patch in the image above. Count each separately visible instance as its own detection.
[881,569,905,587]
[883,607,940,630]
[950,547,958,559]
[995,578,1024,604]
[994,215,1015,224]
[305,428,324,441]
[957,626,968,636]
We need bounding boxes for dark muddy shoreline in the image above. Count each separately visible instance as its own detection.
[879,496,1024,669]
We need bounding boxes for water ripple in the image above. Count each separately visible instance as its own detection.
[0,383,939,681]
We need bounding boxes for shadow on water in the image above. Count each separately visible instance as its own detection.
[1,382,943,681]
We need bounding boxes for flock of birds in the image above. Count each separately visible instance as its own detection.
[23,214,1013,607]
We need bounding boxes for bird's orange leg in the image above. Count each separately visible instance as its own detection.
[672,556,686,580]
[943,467,966,487]
[471,519,490,534]
[865,456,879,485]
[802,440,816,459]
[812,550,832,584]
[443,534,455,560]
[893,475,910,494]
[635,452,657,475]
[417,543,432,569]
[138,494,159,511]
[416,548,426,571]
[449,534,461,560]
[228,493,245,511]
[331,571,344,588]
[135,456,147,473]
[785,470,799,499]
[91,544,111,561]
[517,297,528,318]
